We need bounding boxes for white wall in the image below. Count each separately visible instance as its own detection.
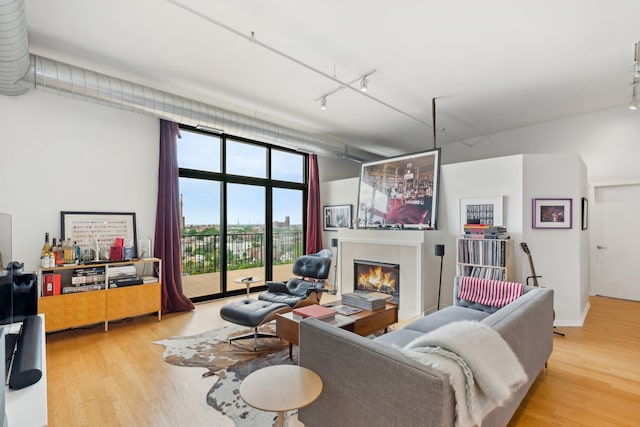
[318,156,360,182]
[522,154,589,325]
[319,177,359,252]
[441,106,640,183]
[321,154,589,325]
[438,155,525,306]
[0,88,358,274]
[0,90,159,272]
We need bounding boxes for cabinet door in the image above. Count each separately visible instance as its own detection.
[38,291,107,332]
[106,283,161,320]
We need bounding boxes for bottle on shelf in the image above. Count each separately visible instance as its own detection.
[41,232,51,256]
[41,233,51,267]
[73,241,81,263]
[54,238,64,266]
[63,238,75,264]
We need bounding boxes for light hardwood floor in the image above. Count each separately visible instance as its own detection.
[44,294,640,426]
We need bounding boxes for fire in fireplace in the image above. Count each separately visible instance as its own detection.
[354,259,399,304]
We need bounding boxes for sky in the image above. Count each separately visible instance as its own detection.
[177,130,304,226]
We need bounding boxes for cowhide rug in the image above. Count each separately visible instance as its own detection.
[154,323,297,426]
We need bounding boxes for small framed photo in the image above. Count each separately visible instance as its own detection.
[581,197,589,230]
[459,196,504,234]
[532,198,572,229]
[323,204,352,231]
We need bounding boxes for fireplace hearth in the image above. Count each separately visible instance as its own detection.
[354,259,400,305]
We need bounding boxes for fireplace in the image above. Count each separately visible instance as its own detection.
[354,259,400,305]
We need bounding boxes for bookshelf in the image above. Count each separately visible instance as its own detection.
[37,258,162,332]
[456,238,514,281]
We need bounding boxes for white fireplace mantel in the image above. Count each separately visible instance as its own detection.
[335,229,444,320]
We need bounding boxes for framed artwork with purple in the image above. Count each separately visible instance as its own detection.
[532,198,572,229]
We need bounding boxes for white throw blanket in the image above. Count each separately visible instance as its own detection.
[400,320,527,427]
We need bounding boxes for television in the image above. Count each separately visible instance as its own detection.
[0,268,38,327]
[356,148,441,229]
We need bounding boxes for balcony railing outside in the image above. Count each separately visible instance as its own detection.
[180,232,303,276]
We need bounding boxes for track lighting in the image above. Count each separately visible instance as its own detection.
[633,42,640,78]
[315,69,376,109]
[360,77,369,92]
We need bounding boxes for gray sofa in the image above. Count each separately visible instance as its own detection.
[298,277,554,427]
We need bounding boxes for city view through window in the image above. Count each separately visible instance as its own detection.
[177,128,307,301]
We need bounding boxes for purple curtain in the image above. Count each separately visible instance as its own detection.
[306,154,323,254]
[155,120,195,313]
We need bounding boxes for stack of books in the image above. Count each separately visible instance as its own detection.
[107,264,143,288]
[64,267,106,293]
[463,224,509,239]
[342,292,387,311]
[292,304,337,320]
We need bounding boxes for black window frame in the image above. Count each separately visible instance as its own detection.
[178,125,308,302]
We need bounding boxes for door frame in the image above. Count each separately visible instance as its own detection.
[589,178,640,296]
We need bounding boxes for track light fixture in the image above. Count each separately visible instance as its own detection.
[633,42,640,78]
[315,69,376,109]
[630,81,638,110]
[630,43,639,111]
[360,77,369,92]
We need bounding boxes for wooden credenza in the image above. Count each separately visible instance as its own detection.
[38,258,162,332]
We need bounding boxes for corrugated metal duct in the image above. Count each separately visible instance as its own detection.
[0,0,378,162]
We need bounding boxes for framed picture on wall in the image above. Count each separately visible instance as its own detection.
[61,211,138,257]
[581,197,589,230]
[356,148,440,229]
[323,204,352,231]
[459,196,504,234]
[532,198,572,229]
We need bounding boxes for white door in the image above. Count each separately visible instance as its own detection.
[591,183,640,301]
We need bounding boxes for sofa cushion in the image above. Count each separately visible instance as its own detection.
[372,327,424,348]
[373,306,491,348]
[405,306,491,334]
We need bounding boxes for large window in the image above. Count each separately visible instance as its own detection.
[177,127,307,302]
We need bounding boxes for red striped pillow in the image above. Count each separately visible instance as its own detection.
[458,276,524,308]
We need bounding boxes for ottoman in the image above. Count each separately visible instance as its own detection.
[220,298,291,351]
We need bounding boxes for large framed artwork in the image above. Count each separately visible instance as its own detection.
[323,204,352,231]
[61,211,138,257]
[532,198,572,229]
[356,149,441,229]
[459,196,504,234]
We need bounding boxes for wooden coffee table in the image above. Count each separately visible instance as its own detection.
[276,302,398,358]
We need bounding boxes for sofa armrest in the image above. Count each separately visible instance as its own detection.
[482,287,554,375]
[298,318,456,427]
[479,287,554,427]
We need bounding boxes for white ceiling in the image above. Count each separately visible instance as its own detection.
[23,0,640,158]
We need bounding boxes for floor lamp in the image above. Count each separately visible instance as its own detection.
[331,238,338,295]
[435,244,445,310]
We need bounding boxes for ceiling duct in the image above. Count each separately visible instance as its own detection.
[0,0,30,95]
[0,0,378,162]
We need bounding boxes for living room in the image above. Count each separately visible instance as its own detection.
[1,1,640,426]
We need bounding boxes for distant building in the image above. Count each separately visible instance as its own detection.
[273,216,290,229]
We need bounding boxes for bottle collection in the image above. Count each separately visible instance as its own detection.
[40,232,81,268]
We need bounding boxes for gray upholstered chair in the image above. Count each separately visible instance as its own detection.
[258,254,332,309]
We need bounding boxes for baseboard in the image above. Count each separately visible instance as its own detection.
[554,301,591,327]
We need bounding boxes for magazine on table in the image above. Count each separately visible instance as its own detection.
[327,304,362,316]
